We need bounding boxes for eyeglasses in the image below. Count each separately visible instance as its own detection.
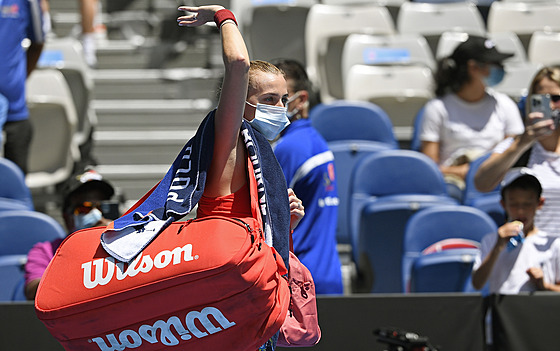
[73,201,99,215]
[550,95,560,103]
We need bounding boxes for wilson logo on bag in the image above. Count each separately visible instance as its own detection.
[81,244,197,289]
[92,306,235,350]
[35,216,289,351]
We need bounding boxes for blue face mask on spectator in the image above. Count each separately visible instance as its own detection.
[74,208,102,231]
[484,65,505,87]
[246,102,290,140]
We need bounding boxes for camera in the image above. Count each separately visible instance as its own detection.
[374,327,440,351]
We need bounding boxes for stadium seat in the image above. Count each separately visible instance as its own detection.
[397,2,486,55]
[341,33,436,77]
[356,194,458,293]
[528,31,560,67]
[0,158,34,210]
[305,3,395,102]
[409,248,480,293]
[328,140,395,246]
[402,205,497,292]
[0,210,66,256]
[231,0,317,65]
[0,255,28,301]
[25,68,80,189]
[344,64,434,129]
[309,100,399,147]
[38,37,97,149]
[409,106,425,152]
[487,1,560,52]
[462,153,506,227]
[348,149,458,292]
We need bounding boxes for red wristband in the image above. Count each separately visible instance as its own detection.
[214,9,238,29]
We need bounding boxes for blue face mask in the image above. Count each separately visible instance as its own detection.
[246,102,290,140]
[484,65,505,87]
[74,208,103,231]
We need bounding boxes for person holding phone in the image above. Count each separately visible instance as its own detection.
[475,65,560,236]
[24,169,119,300]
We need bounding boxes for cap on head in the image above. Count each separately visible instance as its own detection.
[500,167,542,198]
[451,35,514,65]
[62,170,114,212]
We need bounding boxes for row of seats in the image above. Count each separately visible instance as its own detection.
[0,158,66,301]
[25,37,97,192]
[308,100,502,293]
[233,1,560,131]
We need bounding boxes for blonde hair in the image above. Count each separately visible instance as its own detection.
[248,60,285,94]
[526,65,560,116]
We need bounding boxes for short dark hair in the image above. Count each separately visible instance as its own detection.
[500,174,543,200]
[272,59,310,93]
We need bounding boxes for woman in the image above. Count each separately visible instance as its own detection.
[419,35,524,195]
[178,6,304,350]
[475,66,560,236]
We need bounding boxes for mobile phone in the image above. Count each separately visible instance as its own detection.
[529,94,552,123]
[100,200,120,220]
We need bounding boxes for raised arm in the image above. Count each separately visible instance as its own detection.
[178,6,250,196]
[474,114,554,192]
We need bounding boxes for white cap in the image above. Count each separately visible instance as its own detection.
[501,167,540,189]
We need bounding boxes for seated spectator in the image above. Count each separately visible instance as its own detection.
[24,169,117,299]
[475,66,560,236]
[472,168,560,293]
[420,35,524,198]
[272,59,343,294]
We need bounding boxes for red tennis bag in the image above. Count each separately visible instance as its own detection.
[35,214,290,351]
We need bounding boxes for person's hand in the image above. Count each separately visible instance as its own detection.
[521,112,555,144]
[527,266,547,290]
[288,188,305,231]
[496,221,524,250]
[177,5,225,27]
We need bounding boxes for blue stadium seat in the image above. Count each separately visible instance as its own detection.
[309,100,399,148]
[402,205,497,293]
[409,248,480,293]
[0,255,28,301]
[0,210,66,256]
[329,140,395,245]
[348,149,458,292]
[357,194,457,293]
[462,153,505,227]
[409,106,425,152]
[0,158,34,210]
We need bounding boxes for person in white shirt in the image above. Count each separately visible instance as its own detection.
[472,168,560,294]
[420,35,524,197]
[475,66,560,236]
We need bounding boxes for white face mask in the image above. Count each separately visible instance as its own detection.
[286,92,301,120]
[74,208,102,231]
[246,101,290,140]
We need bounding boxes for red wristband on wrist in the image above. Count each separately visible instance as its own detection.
[214,9,238,28]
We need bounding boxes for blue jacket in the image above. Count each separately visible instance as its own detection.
[274,119,343,294]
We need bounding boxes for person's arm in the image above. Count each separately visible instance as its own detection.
[472,221,522,290]
[178,6,250,197]
[288,188,304,231]
[25,278,41,300]
[474,114,554,192]
[26,42,44,76]
[526,267,560,292]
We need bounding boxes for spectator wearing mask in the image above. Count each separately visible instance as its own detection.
[420,35,524,198]
[24,170,117,299]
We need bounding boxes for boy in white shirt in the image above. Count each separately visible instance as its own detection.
[472,168,560,293]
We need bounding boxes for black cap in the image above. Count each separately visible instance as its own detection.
[451,35,514,65]
[62,170,114,212]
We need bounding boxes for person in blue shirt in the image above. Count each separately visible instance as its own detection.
[0,0,46,174]
[272,59,343,294]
